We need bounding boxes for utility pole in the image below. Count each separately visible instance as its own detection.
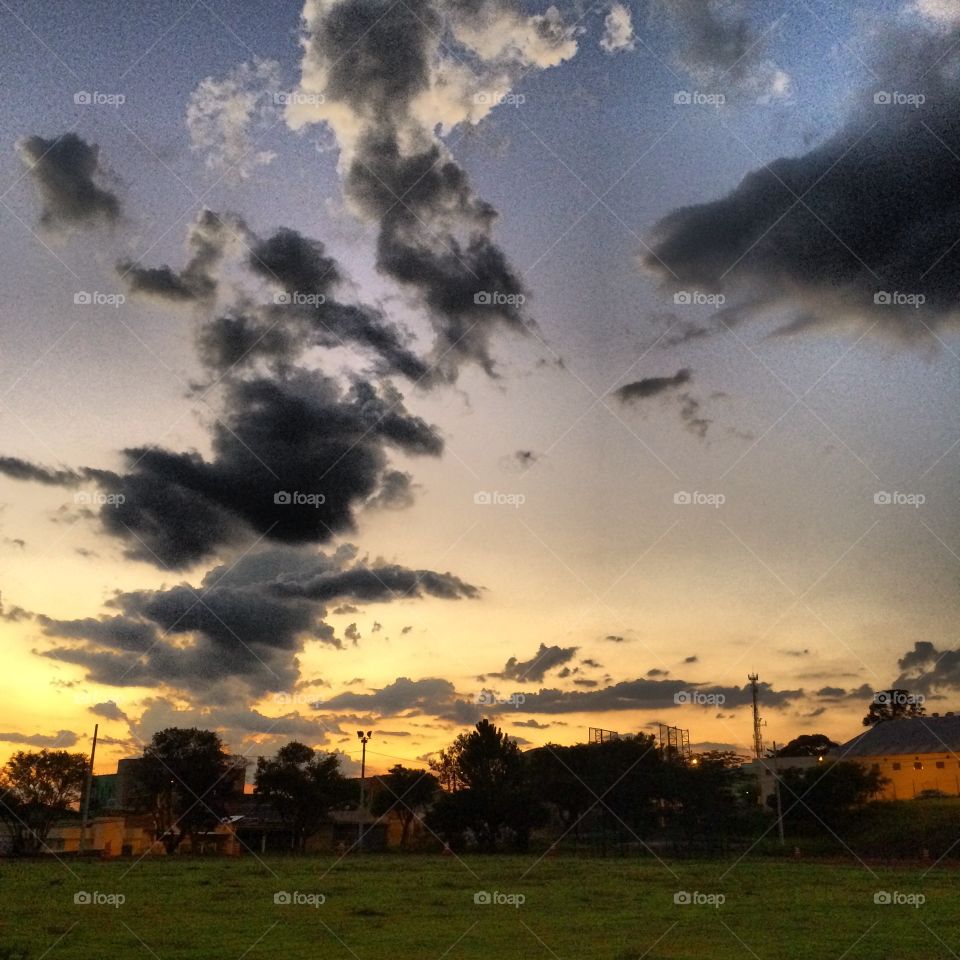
[356,730,372,851]
[772,740,785,846]
[78,723,98,854]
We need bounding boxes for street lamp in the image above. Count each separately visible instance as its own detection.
[356,730,373,851]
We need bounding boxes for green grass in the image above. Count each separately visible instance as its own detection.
[0,854,957,959]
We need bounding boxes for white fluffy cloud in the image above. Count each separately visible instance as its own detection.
[600,3,636,54]
[186,57,282,182]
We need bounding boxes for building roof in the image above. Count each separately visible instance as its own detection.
[838,716,960,758]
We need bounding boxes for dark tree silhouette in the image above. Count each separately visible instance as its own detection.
[862,689,925,726]
[0,750,87,854]
[370,764,439,849]
[771,761,887,831]
[132,728,245,854]
[254,741,346,852]
[427,719,543,852]
[773,734,838,757]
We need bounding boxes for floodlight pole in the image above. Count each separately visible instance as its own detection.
[356,730,372,851]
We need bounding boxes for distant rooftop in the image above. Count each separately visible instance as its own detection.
[838,715,960,758]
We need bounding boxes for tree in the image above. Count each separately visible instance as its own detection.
[132,728,244,854]
[771,761,886,832]
[773,735,838,758]
[427,720,544,852]
[371,765,439,848]
[0,750,88,854]
[254,742,346,852]
[862,689,925,726]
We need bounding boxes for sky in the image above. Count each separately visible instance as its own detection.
[0,0,957,777]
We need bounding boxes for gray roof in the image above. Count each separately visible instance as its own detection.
[838,716,960,758]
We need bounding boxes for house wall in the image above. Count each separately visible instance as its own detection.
[855,753,960,800]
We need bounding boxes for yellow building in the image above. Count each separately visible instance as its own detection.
[838,714,960,800]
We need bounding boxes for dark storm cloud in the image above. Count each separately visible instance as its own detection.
[364,470,416,511]
[315,676,458,715]
[121,216,431,381]
[312,674,801,721]
[490,643,579,683]
[270,563,479,603]
[118,210,242,303]
[895,641,960,695]
[0,729,78,748]
[246,227,432,381]
[346,133,531,379]
[89,700,128,722]
[37,546,478,697]
[287,0,579,381]
[644,28,960,339]
[0,457,81,487]
[17,133,119,229]
[0,371,443,569]
[513,678,801,714]
[612,369,691,403]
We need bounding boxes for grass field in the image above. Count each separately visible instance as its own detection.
[0,854,957,959]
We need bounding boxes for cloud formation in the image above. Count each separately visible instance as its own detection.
[186,58,282,181]
[600,2,636,54]
[37,546,478,698]
[286,0,579,379]
[18,133,120,229]
[644,28,960,340]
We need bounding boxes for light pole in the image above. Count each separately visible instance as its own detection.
[356,730,372,851]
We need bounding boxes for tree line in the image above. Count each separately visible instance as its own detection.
[0,716,891,856]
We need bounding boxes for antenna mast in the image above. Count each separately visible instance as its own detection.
[748,674,764,758]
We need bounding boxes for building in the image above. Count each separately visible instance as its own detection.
[743,755,824,806]
[837,714,960,800]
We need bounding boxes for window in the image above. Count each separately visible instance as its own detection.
[892,762,901,771]
[914,761,923,771]
[936,761,945,769]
